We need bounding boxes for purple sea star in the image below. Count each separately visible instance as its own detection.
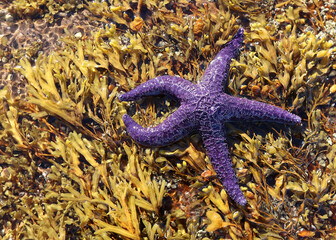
[119,28,301,205]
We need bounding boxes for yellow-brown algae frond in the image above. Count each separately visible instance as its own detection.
[8,0,84,19]
[15,32,128,144]
[219,0,264,14]
[86,1,128,26]
[130,16,144,32]
[286,169,332,203]
[159,139,207,173]
[232,12,335,112]
[8,0,45,19]
[123,144,166,214]
[206,210,236,232]
[47,133,168,239]
[0,90,25,147]
[202,188,244,237]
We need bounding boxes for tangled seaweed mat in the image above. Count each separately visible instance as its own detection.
[1,0,336,239]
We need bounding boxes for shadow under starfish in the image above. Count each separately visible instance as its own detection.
[119,28,301,206]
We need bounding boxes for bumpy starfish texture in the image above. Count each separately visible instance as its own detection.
[119,28,301,205]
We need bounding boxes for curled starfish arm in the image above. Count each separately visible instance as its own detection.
[119,75,197,102]
[200,28,244,93]
[122,105,197,147]
[225,95,301,124]
[200,119,247,205]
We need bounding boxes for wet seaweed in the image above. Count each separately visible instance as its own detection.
[1,0,336,239]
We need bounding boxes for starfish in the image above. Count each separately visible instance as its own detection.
[119,28,301,205]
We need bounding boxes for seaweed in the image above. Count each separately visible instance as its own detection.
[1,0,336,239]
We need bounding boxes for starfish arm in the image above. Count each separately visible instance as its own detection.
[122,105,197,147]
[199,28,244,93]
[224,95,301,124]
[119,75,197,102]
[200,117,247,205]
